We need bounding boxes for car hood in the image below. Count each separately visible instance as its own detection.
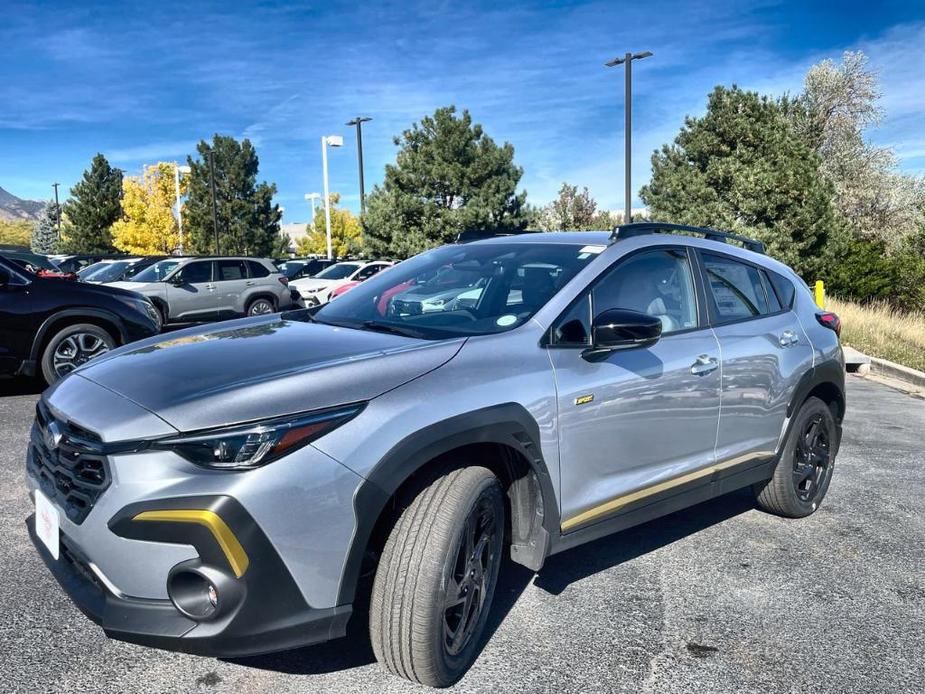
[74,313,464,433]
[108,281,153,292]
[291,277,340,291]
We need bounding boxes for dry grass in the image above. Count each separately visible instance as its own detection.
[827,297,925,372]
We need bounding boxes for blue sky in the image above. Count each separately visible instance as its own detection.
[2,0,924,223]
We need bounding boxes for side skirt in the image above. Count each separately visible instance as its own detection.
[550,457,775,555]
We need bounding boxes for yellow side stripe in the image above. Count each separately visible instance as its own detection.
[560,453,768,532]
[132,509,250,578]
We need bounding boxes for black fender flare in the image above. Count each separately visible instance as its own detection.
[30,308,128,362]
[335,403,559,605]
[779,357,846,457]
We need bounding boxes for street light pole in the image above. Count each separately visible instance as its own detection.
[207,151,220,255]
[51,182,61,238]
[321,135,343,260]
[346,117,372,216]
[605,50,652,224]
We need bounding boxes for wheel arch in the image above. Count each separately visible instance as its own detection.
[245,292,278,313]
[335,403,558,606]
[30,308,127,362]
[779,357,846,459]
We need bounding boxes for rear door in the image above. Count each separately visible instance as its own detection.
[166,260,217,322]
[214,259,250,317]
[699,251,815,464]
[550,246,722,532]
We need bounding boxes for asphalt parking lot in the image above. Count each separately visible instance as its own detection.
[2,375,923,694]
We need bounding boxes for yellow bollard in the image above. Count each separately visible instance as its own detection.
[814,280,825,309]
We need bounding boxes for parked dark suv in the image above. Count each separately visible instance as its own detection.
[0,255,160,383]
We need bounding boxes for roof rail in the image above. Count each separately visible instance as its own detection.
[455,229,539,244]
[610,222,765,254]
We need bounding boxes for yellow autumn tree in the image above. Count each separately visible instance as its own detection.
[112,163,187,255]
[295,193,363,258]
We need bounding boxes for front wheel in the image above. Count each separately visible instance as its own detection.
[755,396,838,517]
[370,466,504,687]
[41,323,116,384]
[246,297,275,316]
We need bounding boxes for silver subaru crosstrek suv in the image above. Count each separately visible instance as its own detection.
[109,256,297,326]
[26,223,844,687]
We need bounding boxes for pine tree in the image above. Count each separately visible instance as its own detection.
[362,106,528,258]
[61,154,122,253]
[640,86,841,278]
[183,135,283,257]
[31,202,60,253]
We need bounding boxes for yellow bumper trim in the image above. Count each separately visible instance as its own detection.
[132,509,250,578]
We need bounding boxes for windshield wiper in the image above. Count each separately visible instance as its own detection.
[361,321,425,339]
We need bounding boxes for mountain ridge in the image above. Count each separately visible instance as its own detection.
[0,186,45,221]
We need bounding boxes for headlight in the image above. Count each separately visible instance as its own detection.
[152,404,363,470]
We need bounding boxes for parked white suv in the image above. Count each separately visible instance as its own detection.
[291,260,393,306]
[111,257,297,325]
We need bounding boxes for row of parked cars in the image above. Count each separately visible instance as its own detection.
[0,247,397,384]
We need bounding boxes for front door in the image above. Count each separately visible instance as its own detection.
[214,259,250,318]
[0,263,34,375]
[548,246,721,532]
[166,260,217,322]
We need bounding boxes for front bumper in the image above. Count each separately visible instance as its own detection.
[27,495,352,658]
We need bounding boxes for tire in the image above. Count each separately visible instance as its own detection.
[370,466,505,687]
[41,323,117,384]
[246,297,276,316]
[754,396,838,518]
[152,302,167,329]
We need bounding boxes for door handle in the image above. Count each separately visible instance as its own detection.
[779,330,798,347]
[245,281,255,286]
[206,284,216,291]
[690,355,719,376]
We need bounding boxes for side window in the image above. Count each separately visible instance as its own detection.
[247,260,270,278]
[593,248,698,334]
[767,270,796,309]
[550,294,592,346]
[357,264,382,281]
[215,260,247,281]
[702,254,769,322]
[178,261,212,284]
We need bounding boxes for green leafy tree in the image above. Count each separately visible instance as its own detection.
[31,202,60,253]
[640,86,840,277]
[184,135,284,257]
[536,183,619,231]
[363,106,528,258]
[60,153,122,253]
[296,193,363,258]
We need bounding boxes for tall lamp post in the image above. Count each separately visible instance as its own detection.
[173,163,191,253]
[51,182,61,239]
[605,50,653,224]
[321,135,343,260]
[346,116,372,216]
[207,150,220,255]
[304,192,321,230]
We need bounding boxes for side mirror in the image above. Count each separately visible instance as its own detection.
[585,308,662,358]
[167,273,184,285]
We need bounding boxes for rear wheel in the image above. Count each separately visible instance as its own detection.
[370,466,504,687]
[246,297,275,316]
[755,396,838,517]
[41,323,116,384]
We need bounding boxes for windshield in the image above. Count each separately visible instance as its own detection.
[78,261,109,279]
[133,259,180,282]
[83,260,134,282]
[279,261,306,278]
[3,253,59,273]
[314,242,599,339]
[315,262,360,280]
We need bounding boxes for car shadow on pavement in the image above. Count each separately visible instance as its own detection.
[227,488,756,678]
[0,377,44,397]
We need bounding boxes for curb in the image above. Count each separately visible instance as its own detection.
[868,355,925,391]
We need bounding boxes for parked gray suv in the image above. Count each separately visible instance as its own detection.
[26,224,844,687]
[110,256,296,325]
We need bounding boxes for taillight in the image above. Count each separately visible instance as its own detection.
[815,311,841,337]
[278,276,289,286]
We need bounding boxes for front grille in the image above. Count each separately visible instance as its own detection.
[27,401,110,524]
